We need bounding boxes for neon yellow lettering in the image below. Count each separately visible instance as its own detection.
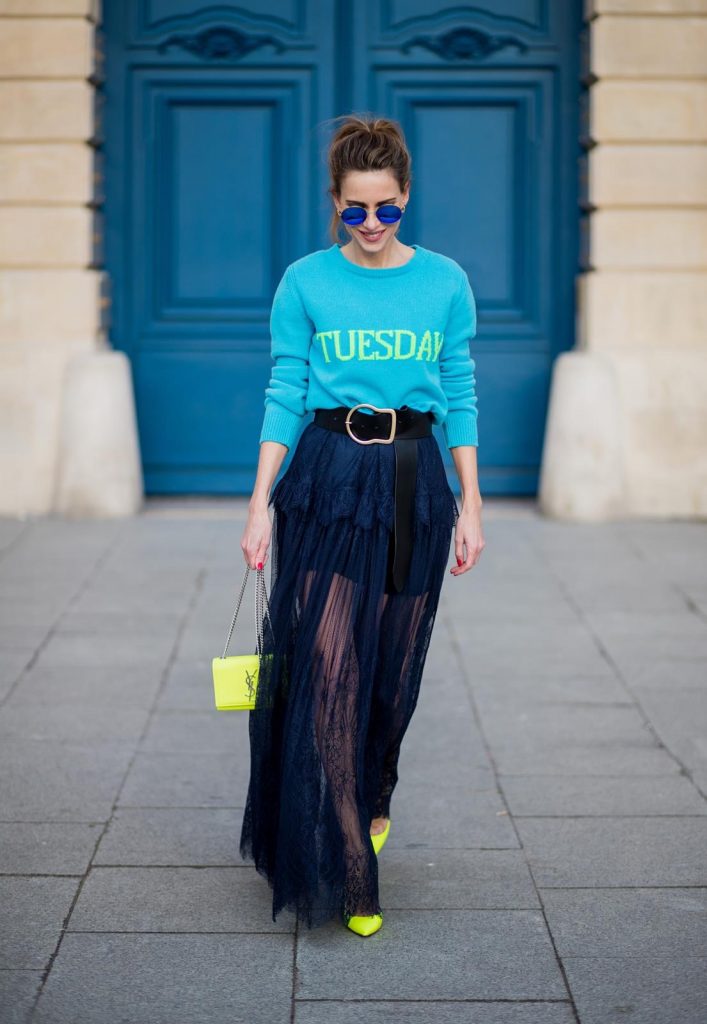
[334,331,356,361]
[394,330,416,360]
[416,331,432,361]
[358,330,376,360]
[374,330,394,360]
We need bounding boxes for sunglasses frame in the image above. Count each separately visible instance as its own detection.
[339,203,404,227]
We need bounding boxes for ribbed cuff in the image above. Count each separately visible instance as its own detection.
[259,404,304,450]
[443,411,478,449]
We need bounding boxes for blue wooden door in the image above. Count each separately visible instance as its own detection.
[102,1,581,495]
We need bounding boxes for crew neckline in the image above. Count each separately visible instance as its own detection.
[331,242,424,277]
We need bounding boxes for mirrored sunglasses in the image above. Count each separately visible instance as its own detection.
[340,204,403,226]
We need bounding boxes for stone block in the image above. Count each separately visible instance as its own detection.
[0,1,96,13]
[592,15,707,76]
[591,80,707,141]
[0,142,93,202]
[580,270,707,351]
[0,17,94,78]
[591,0,707,11]
[0,207,93,266]
[590,144,707,204]
[592,209,707,268]
[0,269,101,344]
[0,81,93,140]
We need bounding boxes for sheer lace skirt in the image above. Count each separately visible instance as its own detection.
[239,421,459,928]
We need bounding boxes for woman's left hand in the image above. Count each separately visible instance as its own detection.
[450,503,485,576]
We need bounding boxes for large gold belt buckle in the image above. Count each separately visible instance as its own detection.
[344,403,397,445]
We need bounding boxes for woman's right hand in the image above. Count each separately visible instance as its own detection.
[241,501,272,569]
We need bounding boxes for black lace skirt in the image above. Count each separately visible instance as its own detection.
[239,418,459,928]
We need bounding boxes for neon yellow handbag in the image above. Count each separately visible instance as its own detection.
[212,564,273,711]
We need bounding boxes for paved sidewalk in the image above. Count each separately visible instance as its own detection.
[1,499,706,1024]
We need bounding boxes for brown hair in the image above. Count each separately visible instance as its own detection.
[324,114,412,244]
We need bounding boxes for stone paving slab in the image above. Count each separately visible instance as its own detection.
[156,657,218,710]
[117,750,246,808]
[469,671,631,705]
[468,705,678,777]
[0,703,150,748]
[92,807,243,866]
[561,956,707,1024]
[0,971,43,1024]
[499,774,707,816]
[0,738,134,821]
[378,850,540,910]
[391,780,519,849]
[515,818,707,888]
[5,664,163,709]
[67,866,292,934]
[0,878,80,970]
[32,933,294,1024]
[295,909,566,1001]
[0,822,102,874]
[540,888,707,956]
[140,709,243,754]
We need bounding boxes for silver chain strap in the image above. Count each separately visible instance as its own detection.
[220,564,274,660]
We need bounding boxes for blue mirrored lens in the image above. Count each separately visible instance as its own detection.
[377,204,402,223]
[341,207,367,225]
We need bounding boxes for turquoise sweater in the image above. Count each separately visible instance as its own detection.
[260,242,479,450]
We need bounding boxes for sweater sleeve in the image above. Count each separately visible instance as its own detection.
[440,267,479,448]
[259,264,313,450]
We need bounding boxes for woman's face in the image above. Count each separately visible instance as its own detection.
[335,169,410,252]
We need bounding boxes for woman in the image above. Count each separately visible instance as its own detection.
[239,114,484,937]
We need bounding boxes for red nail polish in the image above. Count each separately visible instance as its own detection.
[257,562,263,570]
[457,557,463,566]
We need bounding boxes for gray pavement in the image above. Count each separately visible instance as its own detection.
[1,498,706,1024]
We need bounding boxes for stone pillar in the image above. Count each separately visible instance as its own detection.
[0,0,143,517]
[539,0,707,520]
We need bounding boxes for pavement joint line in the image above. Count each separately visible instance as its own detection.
[442,545,582,1024]
[25,554,208,1023]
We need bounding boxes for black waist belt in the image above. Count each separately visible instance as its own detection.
[313,404,433,593]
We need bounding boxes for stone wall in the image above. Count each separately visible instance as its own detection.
[540,0,707,518]
[0,0,103,516]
